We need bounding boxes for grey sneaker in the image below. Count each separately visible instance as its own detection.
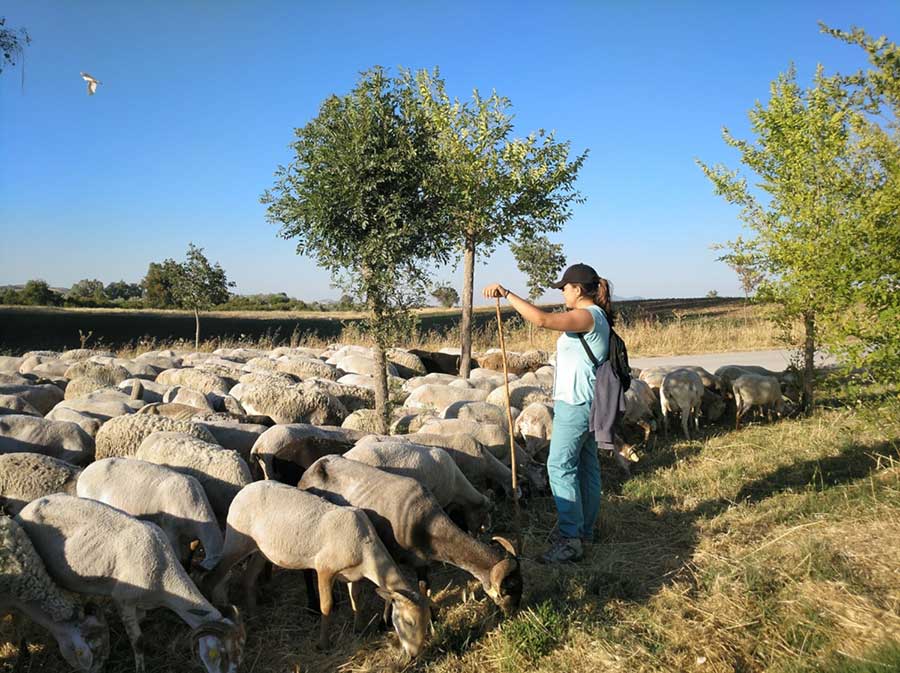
[539,536,583,564]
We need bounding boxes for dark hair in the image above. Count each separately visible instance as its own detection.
[574,277,615,326]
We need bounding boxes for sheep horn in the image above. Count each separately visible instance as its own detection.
[492,536,517,557]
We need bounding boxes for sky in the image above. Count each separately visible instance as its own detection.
[1,1,898,303]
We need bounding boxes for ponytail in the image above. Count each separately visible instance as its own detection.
[574,277,616,326]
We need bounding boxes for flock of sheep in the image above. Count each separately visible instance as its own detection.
[0,342,797,672]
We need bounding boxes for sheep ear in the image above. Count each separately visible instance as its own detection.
[492,536,518,557]
[374,587,392,601]
[188,608,211,618]
[418,580,431,598]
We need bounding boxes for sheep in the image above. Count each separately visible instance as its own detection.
[302,377,375,413]
[732,374,785,429]
[41,408,103,437]
[164,386,217,411]
[0,356,25,375]
[444,400,517,429]
[476,350,547,375]
[641,365,720,394]
[622,386,656,443]
[299,455,522,615]
[76,457,224,569]
[0,453,81,516]
[156,368,232,396]
[404,384,489,415]
[250,423,366,482]
[0,384,64,416]
[275,355,341,380]
[235,378,347,425]
[63,360,131,387]
[513,402,554,457]
[341,409,385,434]
[94,413,218,460]
[659,369,705,440]
[16,494,245,673]
[135,432,252,523]
[0,393,41,417]
[50,388,144,423]
[485,383,552,410]
[345,436,492,533]
[407,432,518,499]
[136,401,205,421]
[195,420,269,466]
[701,389,726,424]
[386,348,426,379]
[0,515,109,672]
[0,415,95,466]
[402,373,459,393]
[63,376,117,401]
[203,481,432,654]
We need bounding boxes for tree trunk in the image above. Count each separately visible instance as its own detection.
[802,311,815,416]
[194,309,200,350]
[366,281,389,435]
[458,231,476,379]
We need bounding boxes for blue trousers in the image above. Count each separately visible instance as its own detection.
[547,399,602,539]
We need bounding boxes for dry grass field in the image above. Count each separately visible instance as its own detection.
[3,378,898,673]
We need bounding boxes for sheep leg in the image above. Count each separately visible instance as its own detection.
[317,570,335,650]
[349,581,374,633]
[240,552,268,612]
[11,614,28,673]
[661,406,669,437]
[638,420,652,444]
[118,602,146,673]
[202,530,258,606]
[304,569,321,613]
[681,409,690,441]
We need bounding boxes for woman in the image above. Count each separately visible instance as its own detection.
[482,262,612,564]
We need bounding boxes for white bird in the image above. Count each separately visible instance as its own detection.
[80,71,101,95]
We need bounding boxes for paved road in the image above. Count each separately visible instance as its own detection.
[629,349,836,372]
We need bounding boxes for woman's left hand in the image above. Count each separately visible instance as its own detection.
[482,283,507,299]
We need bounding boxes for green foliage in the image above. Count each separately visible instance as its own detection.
[509,234,566,302]
[18,280,61,306]
[498,601,567,668]
[431,285,459,308]
[171,243,234,313]
[261,66,456,347]
[706,289,719,298]
[67,278,105,301]
[104,280,143,301]
[141,259,183,308]
[0,17,30,75]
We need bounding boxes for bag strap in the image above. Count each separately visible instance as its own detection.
[577,333,601,368]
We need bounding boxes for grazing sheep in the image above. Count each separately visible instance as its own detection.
[196,420,269,466]
[659,369,705,440]
[404,384,489,415]
[303,377,375,413]
[204,481,432,654]
[0,384,64,416]
[64,360,131,386]
[276,355,341,380]
[0,393,42,417]
[135,432,251,521]
[164,386,217,412]
[386,349,427,379]
[235,378,347,425]
[94,413,218,460]
[622,386,656,443]
[513,402,554,457]
[701,389,726,424]
[476,350,547,375]
[136,401,205,421]
[250,423,365,481]
[77,457,224,569]
[389,408,439,435]
[0,356,25,375]
[0,453,81,516]
[409,432,517,498]
[345,436,492,533]
[156,368,232,396]
[341,409,384,434]
[485,383,552,410]
[41,408,103,437]
[50,389,144,423]
[0,415,95,465]
[299,455,522,615]
[444,400,517,429]
[732,374,785,429]
[0,515,109,672]
[641,365,720,394]
[17,495,245,673]
[402,373,458,393]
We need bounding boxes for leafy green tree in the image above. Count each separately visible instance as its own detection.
[104,280,143,301]
[431,285,459,308]
[20,279,61,306]
[262,67,455,432]
[408,69,587,377]
[698,64,874,412]
[68,279,106,302]
[723,255,765,299]
[171,243,234,349]
[0,17,30,76]
[510,234,566,343]
[141,260,183,308]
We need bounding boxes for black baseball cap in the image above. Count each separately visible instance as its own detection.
[550,263,600,289]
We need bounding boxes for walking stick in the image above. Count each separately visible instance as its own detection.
[494,297,523,553]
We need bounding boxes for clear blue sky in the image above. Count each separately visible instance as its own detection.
[1,1,897,303]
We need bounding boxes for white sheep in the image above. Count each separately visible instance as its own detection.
[17,494,245,673]
[249,423,365,482]
[345,436,492,533]
[0,453,81,516]
[76,457,224,569]
[156,368,232,396]
[135,432,252,522]
[0,515,109,672]
[513,402,554,458]
[732,374,785,429]
[203,481,432,655]
[235,377,347,425]
[94,413,218,460]
[0,383,64,416]
[0,415,95,466]
[659,369,705,440]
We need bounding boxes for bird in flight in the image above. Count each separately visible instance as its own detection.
[80,72,101,95]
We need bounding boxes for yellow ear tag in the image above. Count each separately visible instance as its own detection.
[208,648,220,659]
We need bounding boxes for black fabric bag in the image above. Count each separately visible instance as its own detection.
[577,328,632,392]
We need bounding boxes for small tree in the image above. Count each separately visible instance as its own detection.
[706,289,720,299]
[0,17,30,76]
[68,279,106,302]
[408,69,587,377]
[171,243,234,349]
[510,234,566,343]
[431,285,459,308]
[105,280,143,301]
[262,67,455,432]
[724,253,765,299]
[20,279,61,306]
[141,260,183,308]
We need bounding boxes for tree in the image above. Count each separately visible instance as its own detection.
[262,67,456,432]
[141,260,183,308]
[408,69,587,377]
[723,253,765,298]
[0,17,30,76]
[104,280,143,301]
[706,289,720,299]
[698,64,874,412]
[68,278,106,302]
[171,243,234,349]
[510,234,566,343]
[20,280,61,306]
[431,285,459,308]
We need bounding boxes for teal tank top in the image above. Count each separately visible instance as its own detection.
[552,305,610,405]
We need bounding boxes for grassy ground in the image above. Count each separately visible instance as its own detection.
[3,380,897,672]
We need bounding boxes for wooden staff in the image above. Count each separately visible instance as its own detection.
[495,297,522,552]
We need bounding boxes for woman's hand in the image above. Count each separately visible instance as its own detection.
[482,283,508,299]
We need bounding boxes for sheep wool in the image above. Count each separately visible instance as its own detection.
[94,414,218,460]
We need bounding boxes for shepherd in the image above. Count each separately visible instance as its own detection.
[483,262,623,564]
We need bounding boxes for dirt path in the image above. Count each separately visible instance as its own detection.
[629,349,836,372]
